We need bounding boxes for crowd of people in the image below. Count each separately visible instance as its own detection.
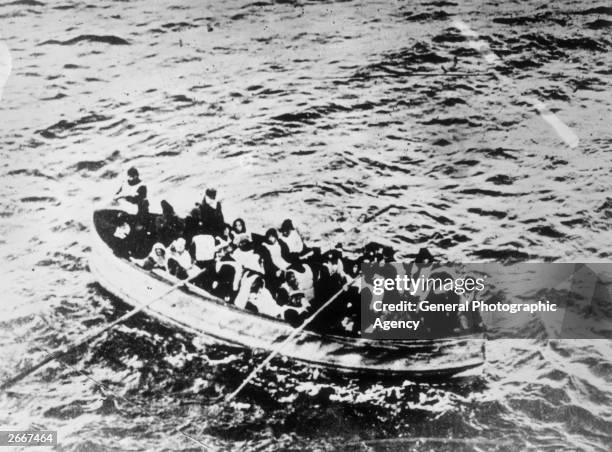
[110,168,400,335]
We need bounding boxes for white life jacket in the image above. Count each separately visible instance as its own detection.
[115,179,144,215]
[263,241,290,271]
[232,248,264,274]
[167,239,192,270]
[113,222,131,239]
[234,272,284,318]
[147,242,167,268]
[232,232,250,247]
[288,265,314,300]
[249,287,284,318]
[279,230,304,254]
[192,234,216,261]
[323,260,346,281]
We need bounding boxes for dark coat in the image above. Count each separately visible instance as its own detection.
[199,201,225,235]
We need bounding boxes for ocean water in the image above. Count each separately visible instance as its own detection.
[1,0,611,450]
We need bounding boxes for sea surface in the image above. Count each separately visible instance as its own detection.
[1,0,611,450]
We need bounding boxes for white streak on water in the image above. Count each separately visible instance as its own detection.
[524,97,580,149]
[452,19,579,150]
[0,33,11,101]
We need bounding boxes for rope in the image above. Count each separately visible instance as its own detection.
[0,267,209,392]
[225,275,359,402]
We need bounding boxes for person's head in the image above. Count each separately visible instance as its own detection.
[189,207,200,220]
[232,218,245,234]
[217,264,235,282]
[152,243,165,258]
[362,243,378,262]
[127,167,139,184]
[161,200,175,217]
[222,224,232,238]
[265,228,278,244]
[285,270,298,289]
[276,289,289,306]
[279,219,293,237]
[203,188,217,205]
[325,250,342,273]
[237,237,251,251]
[215,265,235,297]
[137,185,147,198]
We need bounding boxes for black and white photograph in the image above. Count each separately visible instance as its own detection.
[1,0,611,450]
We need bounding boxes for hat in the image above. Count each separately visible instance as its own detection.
[205,188,217,199]
[325,249,342,263]
[280,219,293,232]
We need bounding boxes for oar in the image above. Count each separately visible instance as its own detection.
[338,205,442,262]
[361,204,400,225]
[319,203,406,257]
[0,268,207,392]
[225,275,359,402]
[322,203,401,245]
